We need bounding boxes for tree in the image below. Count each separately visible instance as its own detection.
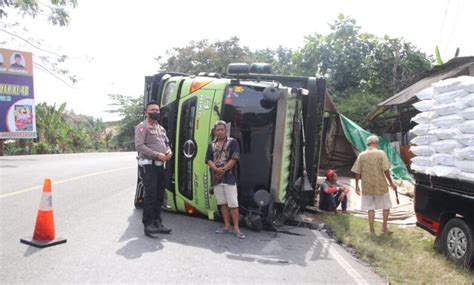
[1,0,80,86]
[158,37,254,74]
[0,0,78,26]
[107,94,143,150]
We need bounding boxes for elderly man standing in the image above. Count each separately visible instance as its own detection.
[351,135,397,234]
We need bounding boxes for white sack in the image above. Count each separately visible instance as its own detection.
[413,100,434,112]
[459,107,474,120]
[432,102,467,116]
[453,134,474,146]
[411,123,437,136]
[458,172,474,182]
[454,160,474,173]
[410,145,436,156]
[454,146,474,160]
[431,139,464,153]
[456,93,474,106]
[433,89,468,104]
[411,111,438,124]
[415,87,434,100]
[411,163,429,174]
[426,165,461,179]
[411,156,435,166]
[456,120,474,134]
[431,153,456,166]
[432,115,464,128]
[432,76,474,94]
[428,128,461,140]
[410,135,439,145]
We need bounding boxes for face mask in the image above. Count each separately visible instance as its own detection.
[148,112,160,121]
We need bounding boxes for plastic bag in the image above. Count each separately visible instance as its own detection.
[458,171,474,182]
[456,93,474,106]
[411,111,438,124]
[454,146,474,160]
[410,145,436,156]
[432,115,464,128]
[433,89,468,104]
[428,128,461,140]
[415,87,433,100]
[432,102,467,116]
[413,100,434,112]
[410,135,438,145]
[454,160,474,173]
[453,134,474,146]
[426,165,460,179]
[411,123,437,136]
[431,153,456,166]
[456,120,474,134]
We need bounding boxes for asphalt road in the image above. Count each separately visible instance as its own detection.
[0,152,386,284]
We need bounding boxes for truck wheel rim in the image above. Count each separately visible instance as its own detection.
[447,227,467,259]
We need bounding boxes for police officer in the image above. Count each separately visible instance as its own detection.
[135,101,173,236]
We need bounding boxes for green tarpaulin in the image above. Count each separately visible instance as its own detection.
[339,114,413,182]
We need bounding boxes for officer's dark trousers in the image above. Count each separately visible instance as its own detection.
[140,165,165,226]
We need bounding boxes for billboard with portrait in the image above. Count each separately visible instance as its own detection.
[0,48,36,139]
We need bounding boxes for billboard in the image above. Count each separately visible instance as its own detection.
[0,48,36,139]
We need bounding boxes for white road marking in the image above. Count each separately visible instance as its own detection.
[312,231,370,285]
[0,166,135,199]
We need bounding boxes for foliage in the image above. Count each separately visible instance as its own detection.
[1,0,81,87]
[0,0,78,26]
[4,101,109,155]
[158,37,253,75]
[107,94,143,151]
[155,14,432,133]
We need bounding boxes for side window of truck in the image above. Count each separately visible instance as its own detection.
[162,81,176,106]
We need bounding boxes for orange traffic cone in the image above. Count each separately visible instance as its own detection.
[20,179,67,248]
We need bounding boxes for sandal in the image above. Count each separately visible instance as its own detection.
[234,231,246,239]
[215,227,231,234]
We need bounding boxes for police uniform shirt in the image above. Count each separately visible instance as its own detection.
[135,120,170,160]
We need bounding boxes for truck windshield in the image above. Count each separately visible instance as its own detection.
[222,84,278,205]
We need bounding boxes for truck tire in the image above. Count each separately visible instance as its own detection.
[442,218,473,267]
[134,168,144,209]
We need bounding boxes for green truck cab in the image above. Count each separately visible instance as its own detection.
[135,63,326,230]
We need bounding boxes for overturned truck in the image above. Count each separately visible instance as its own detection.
[135,63,326,230]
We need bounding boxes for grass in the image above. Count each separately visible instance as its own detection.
[317,214,474,284]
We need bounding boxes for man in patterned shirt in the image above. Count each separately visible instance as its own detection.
[351,135,398,234]
[206,121,245,239]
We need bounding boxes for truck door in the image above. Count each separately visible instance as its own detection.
[175,89,217,218]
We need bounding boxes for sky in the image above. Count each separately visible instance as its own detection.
[2,0,473,121]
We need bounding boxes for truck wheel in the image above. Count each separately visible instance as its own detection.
[134,169,144,209]
[442,218,473,267]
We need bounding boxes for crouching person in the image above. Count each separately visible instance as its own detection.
[319,169,349,214]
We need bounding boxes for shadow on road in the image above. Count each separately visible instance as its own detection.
[116,208,333,266]
[116,209,164,259]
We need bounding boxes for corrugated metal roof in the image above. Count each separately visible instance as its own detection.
[368,57,474,121]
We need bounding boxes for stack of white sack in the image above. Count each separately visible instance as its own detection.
[410,76,474,182]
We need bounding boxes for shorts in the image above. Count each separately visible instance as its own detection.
[214,183,239,208]
[361,192,392,210]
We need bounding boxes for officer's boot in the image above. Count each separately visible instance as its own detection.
[144,223,161,236]
[154,220,172,234]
